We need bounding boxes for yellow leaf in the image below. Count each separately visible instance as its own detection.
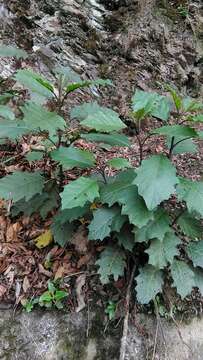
[34,230,53,249]
[90,202,100,210]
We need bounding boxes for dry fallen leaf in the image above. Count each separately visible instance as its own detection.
[54,265,65,280]
[38,263,52,277]
[0,284,7,298]
[34,230,53,249]
[22,276,30,293]
[71,226,89,254]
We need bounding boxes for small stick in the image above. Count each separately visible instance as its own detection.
[119,264,136,360]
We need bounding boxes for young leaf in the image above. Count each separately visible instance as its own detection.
[166,86,182,111]
[71,102,126,133]
[132,90,170,121]
[182,97,203,112]
[81,133,130,147]
[96,246,126,284]
[14,70,54,99]
[134,209,171,242]
[65,78,112,94]
[135,265,163,304]
[186,241,203,268]
[0,45,28,59]
[51,218,74,247]
[50,146,95,170]
[0,171,44,202]
[171,259,195,298]
[61,177,99,210]
[134,155,178,210]
[121,186,154,228]
[100,169,137,206]
[146,232,180,269]
[189,114,203,122]
[0,105,15,120]
[88,206,122,241]
[176,178,203,217]
[177,212,203,240]
[107,158,131,169]
[153,125,198,138]
[22,102,66,137]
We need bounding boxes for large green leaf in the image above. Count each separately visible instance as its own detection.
[0,105,15,120]
[135,265,163,304]
[177,178,203,217]
[153,125,198,138]
[100,170,137,206]
[0,119,30,141]
[22,102,66,137]
[134,209,171,242]
[0,171,44,203]
[187,241,203,268]
[81,133,130,147]
[121,186,154,228]
[107,157,131,169]
[96,246,126,284]
[151,95,171,121]
[194,268,203,295]
[146,232,180,268]
[88,206,123,241]
[11,185,59,219]
[53,205,90,225]
[50,146,95,170]
[166,136,197,154]
[61,177,99,210]
[134,155,178,210]
[14,70,54,99]
[51,218,74,247]
[177,212,203,240]
[117,229,135,251]
[0,45,28,59]
[71,102,126,133]
[171,259,195,298]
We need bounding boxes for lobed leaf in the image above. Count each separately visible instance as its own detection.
[187,241,203,268]
[96,246,126,284]
[0,171,44,203]
[134,155,178,210]
[177,177,203,217]
[171,259,195,298]
[61,177,99,210]
[51,146,95,170]
[135,265,163,304]
[71,102,126,133]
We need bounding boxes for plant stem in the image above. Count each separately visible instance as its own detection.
[135,133,143,165]
[168,136,175,159]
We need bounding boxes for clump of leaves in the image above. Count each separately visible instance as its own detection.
[23,281,68,312]
[1,46,203,308]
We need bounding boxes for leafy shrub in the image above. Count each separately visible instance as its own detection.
[1,46,203,305]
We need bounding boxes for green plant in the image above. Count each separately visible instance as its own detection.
[23,281,68,311]
[1,46,203,307]
[105,301,117,320]
[177,5,189,18]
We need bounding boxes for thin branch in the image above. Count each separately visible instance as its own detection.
[119,264,137,360]
[168,136,175,159]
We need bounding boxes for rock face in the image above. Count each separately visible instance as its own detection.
[1,309,203,359]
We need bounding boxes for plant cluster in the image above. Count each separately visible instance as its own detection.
[0,46,203,305]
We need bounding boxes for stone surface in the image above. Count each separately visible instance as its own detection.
[1,309,203,359]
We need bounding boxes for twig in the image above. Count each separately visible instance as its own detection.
[119,264,137,360]
[151,317,159,360]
